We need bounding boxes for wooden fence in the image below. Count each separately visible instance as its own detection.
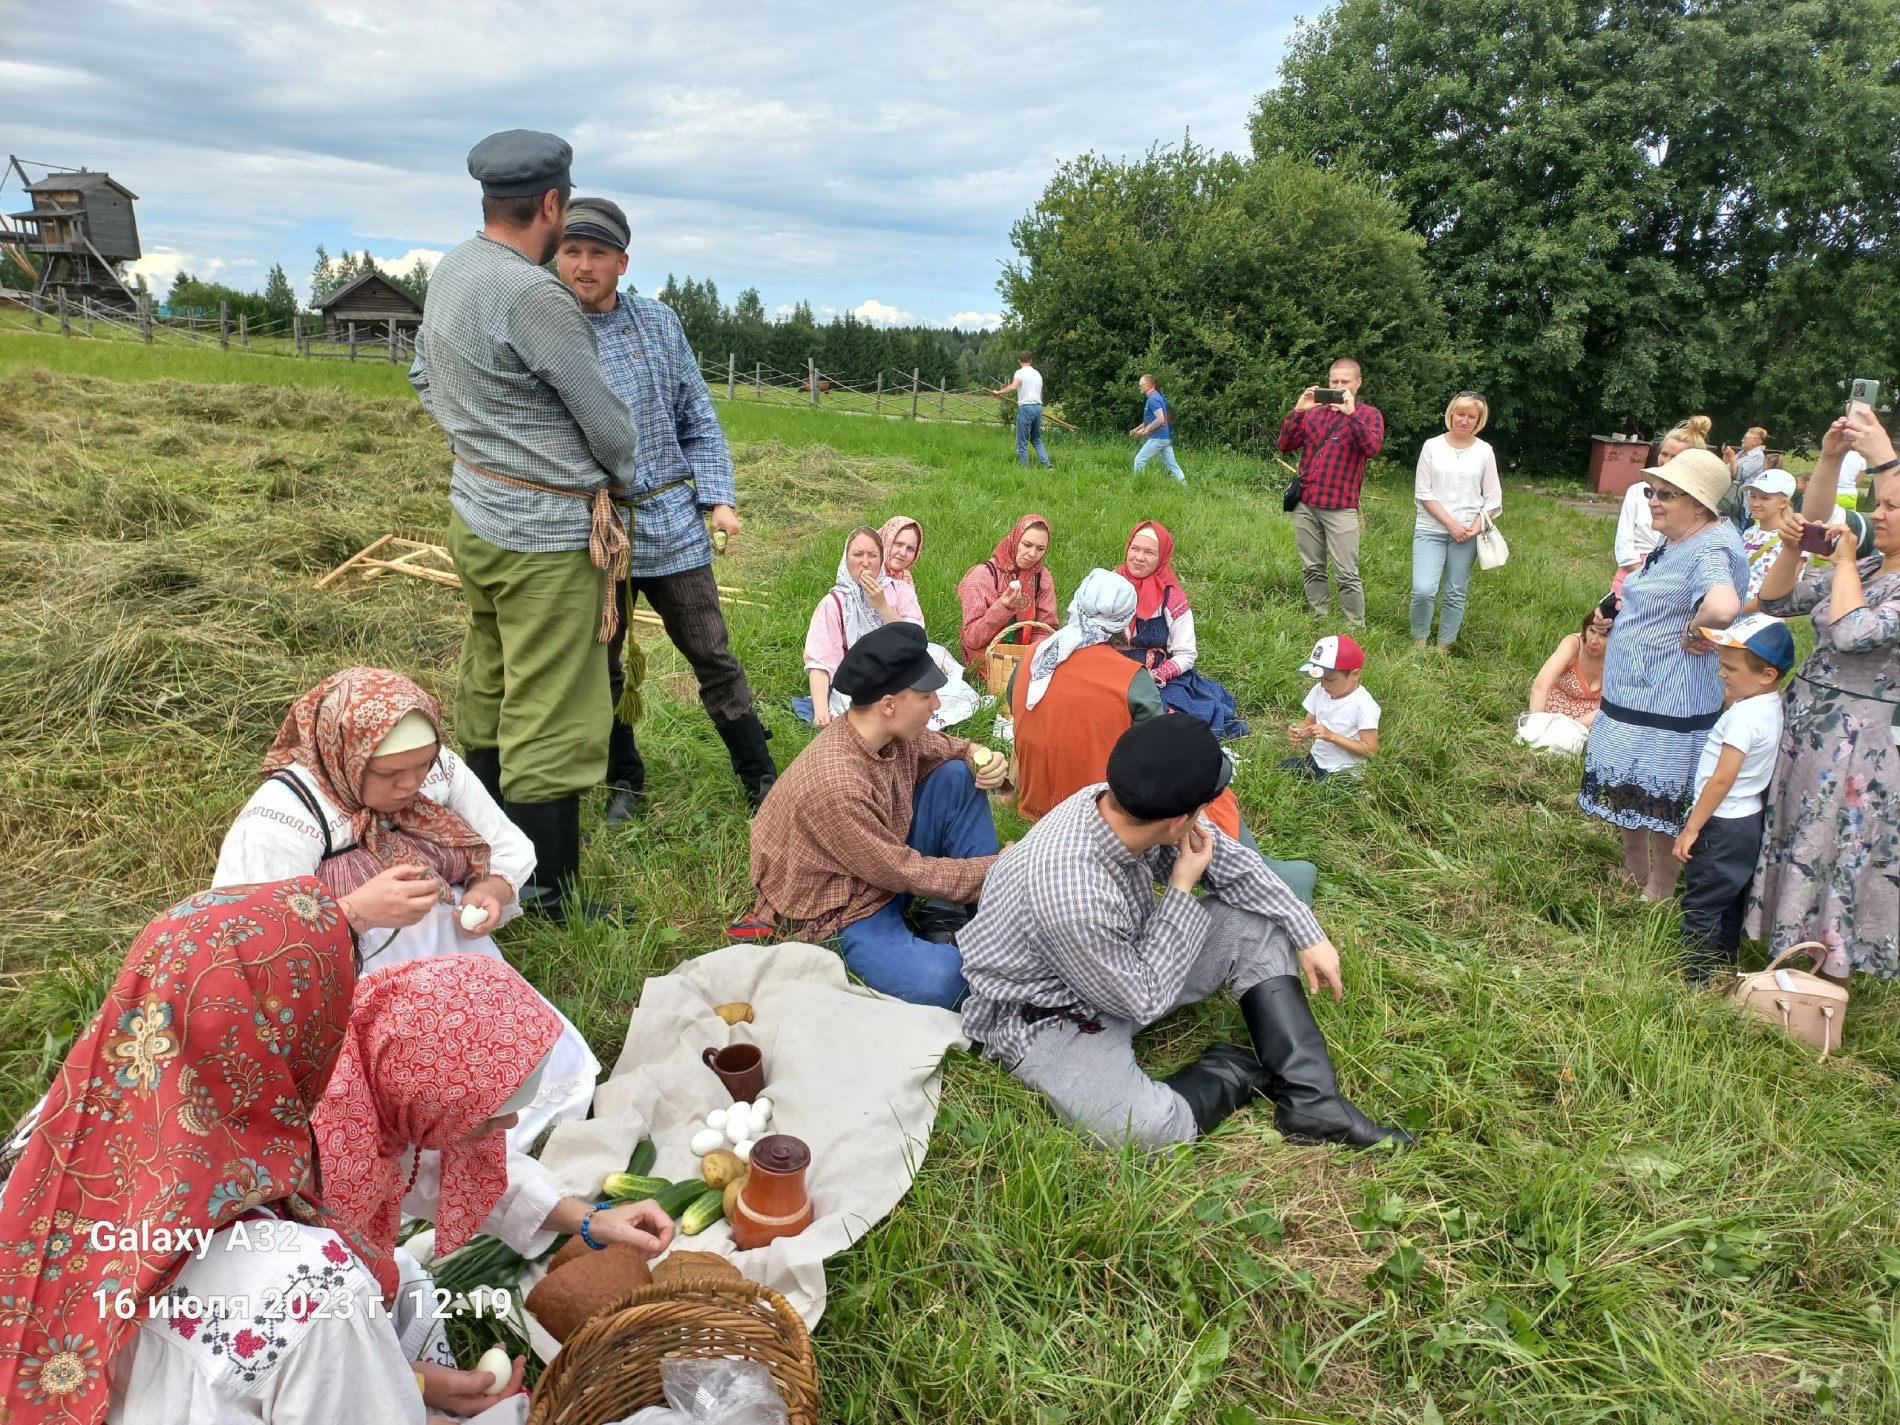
[693,353,1072,430]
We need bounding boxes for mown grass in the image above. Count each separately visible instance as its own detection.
[1,350,1897,1423]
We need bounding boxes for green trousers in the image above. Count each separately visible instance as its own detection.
[447,510,609,803]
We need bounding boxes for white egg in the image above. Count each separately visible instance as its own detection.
[705,1109,727,1129]
[476,1345,512,1395]
[752,1096,773,1120]
[747,1111,771,1138]
[689,1128,726,1156]
[731,1138,755,1160]
[724,1119,749,1146]
[459,904,489,931]
[726,1100,751,1121]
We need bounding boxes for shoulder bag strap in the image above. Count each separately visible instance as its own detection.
[268,769,335,861]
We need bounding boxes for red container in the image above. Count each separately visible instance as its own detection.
[1588,435,1651,496]
[730,1134,814,1250]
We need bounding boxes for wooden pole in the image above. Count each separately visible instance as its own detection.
[727,352,735,401]
[140,294,153,345]
[911,367,920,419]
[387,321,398,363]
[809,358,818,407]
[187,311,197,340]
[349,322,357,361]
[83,302,92,336]
[754,361,762,401]
[57,288,70,337]
[938,379,946,414]
[239,312,248,347]
[875,371,883,413]
[219,300,230,349]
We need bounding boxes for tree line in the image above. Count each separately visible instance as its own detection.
[1006,0,1900,469]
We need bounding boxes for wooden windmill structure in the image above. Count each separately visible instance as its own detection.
[3,156,143,311]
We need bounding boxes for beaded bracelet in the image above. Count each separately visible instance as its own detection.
[579,1206,603,1250]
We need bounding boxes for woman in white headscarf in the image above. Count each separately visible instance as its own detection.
[798,526,924,727]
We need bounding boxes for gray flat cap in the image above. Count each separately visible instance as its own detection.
[467,129,572,197]
[565,197,629,251]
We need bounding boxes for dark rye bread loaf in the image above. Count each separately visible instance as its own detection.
[525,1240,653,1342]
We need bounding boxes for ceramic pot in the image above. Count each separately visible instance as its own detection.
[702,1042,764,1101]
[730,1134,814,1250]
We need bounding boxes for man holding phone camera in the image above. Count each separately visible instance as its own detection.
[1279,357,1384,625]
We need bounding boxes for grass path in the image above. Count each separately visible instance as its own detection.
[0,352,1896,1422]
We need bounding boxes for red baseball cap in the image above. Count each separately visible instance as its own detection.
[1299,634,1365,675]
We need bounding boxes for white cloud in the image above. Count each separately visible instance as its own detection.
[946,311,1003,331]
[851,299,915,326]
[127,248,195,287]
[10,1,1302,319]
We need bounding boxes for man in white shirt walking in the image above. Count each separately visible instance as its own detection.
[992,351,1053,469]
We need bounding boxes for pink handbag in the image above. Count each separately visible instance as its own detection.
[1728,943,1849,1061]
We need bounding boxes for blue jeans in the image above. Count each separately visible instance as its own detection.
[838,760,999,1008]
[1016,404,1052,467]
[1410,525,1479,644]
[1134,437,1185,481]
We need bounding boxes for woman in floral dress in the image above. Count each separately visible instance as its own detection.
[1750,412,1900,979]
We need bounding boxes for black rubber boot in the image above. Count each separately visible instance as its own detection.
[1162,1044,1275,1135]
[463,746,503,808]
[909,898,972,944]
[504,794,630,923]
[604,719,646,824]
[1240,977,1412,1149]
[713,711,778,811]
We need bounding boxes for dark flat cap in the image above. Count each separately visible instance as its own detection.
[1107,715,1231,820]
[468,129,572,197]
[833,623,947,703]
[565,197,630,251]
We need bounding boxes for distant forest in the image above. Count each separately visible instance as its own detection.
[654,275,1013,390]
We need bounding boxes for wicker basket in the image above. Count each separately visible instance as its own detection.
[526,1278,819,1425]
[982,620,1054,697]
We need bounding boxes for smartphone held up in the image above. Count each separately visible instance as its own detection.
[1314,388,1347,404]
[1798,523,1838,556]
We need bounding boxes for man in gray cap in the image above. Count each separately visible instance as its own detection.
[555,197,776,818]
[409,128,637,919]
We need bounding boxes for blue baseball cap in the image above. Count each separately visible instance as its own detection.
[1698,612,1795,673]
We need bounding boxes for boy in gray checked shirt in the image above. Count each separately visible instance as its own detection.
[957,716,1409,1150]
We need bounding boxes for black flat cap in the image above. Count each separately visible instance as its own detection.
[1107,715,1231,820]
[565,197,629,251]
[833,623,947,703]
[467,129,572,197]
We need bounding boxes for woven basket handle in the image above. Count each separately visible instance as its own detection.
[985,620,1055,657]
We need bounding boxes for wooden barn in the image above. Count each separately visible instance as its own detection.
[4,166,142,309]
[314,272,422,341]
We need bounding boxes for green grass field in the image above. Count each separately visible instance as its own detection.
[1,342,1896,1423]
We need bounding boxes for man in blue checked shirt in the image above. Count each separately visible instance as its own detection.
[556,198,777,816]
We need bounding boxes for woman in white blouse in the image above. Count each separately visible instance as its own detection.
[213,669,600,1150]
[1411,392,1503,651]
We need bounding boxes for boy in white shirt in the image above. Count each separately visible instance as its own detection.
[1671,613,1794,981]
[1281,634,1381,781]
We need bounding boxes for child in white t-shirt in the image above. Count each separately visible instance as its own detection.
[1671,613,1793,981]
[1281,634,1381,781]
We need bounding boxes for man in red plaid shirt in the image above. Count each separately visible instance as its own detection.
[1279,357,1384,625]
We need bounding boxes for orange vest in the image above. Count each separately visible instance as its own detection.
[1012,642,1241,838]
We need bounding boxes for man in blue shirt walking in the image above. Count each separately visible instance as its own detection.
[556,198,776,816]
[1130,374,1185,481]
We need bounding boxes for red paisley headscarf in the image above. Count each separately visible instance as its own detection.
[877,515,923,584]
[991,512,1052,575]
[260,668,491,894]
[1116,520,1187,622]
[0,879,379,1425]
[313,956,561,1260]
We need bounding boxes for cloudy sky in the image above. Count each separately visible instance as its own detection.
[6,1,1303,328]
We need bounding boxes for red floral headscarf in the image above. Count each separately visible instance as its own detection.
[991,512,1052,575]
[260,668,491,888]
[877,516,923,584]
[313,956,561,1260]
[1116,520,1188,621]
[0,879,377,1425]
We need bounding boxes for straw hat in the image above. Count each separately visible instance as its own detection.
[1641,448,1731,514]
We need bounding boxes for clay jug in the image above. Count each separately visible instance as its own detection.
[730,1134,814,1250]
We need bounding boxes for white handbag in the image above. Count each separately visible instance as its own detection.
[1475,513,1509,570]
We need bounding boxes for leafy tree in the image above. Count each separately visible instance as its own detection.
[261,264,296,324]
[1249,0,1900,462]
[388,257,431,309]
[1002,142,1454,448]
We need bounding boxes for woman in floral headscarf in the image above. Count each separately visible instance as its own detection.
[957,513,1058,666]
[1116,520,1249,739]
[214,668,598,1149]
[878,515,924,594]
[797,526,926,727]
[0,879,447,1425]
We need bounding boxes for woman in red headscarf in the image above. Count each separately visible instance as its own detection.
[313,955,672,1405]
[957,513,1059,666]
[0,878,439,1425]
[214,668,599,1151]
[1116,520,1249,739]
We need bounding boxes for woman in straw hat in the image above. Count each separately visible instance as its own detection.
[1580,449,1747,900]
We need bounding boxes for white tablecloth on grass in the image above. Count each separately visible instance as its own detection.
[532,941,967,1342]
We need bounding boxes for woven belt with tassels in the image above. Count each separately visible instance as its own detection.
[456,457,631,642]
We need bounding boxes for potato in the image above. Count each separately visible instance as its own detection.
[722,1175,747,1221]
[714,1002,753,1025]
[970,746,993,769]
[699,1149,746,1189]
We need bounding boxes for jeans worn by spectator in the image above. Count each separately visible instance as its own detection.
[1410,525,1480,645]
[1134,437,1185,482]
[1016,403,1052,468]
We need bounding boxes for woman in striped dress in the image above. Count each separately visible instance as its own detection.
[1580,451,1747,899]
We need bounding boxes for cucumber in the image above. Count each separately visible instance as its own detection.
[679,1188,724,1236]
[601,1172,671,1203]
[627,1139,657,1178]
[654,1178,710,1217]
